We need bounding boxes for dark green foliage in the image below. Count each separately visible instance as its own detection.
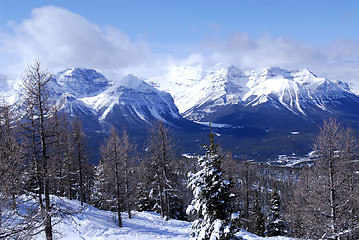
[265,187,287,237]
[187,126,239,239]
[252,190,265,237]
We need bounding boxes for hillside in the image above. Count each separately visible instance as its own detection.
[34,197,296,240]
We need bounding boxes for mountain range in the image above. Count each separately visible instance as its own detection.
[3,65,359,162]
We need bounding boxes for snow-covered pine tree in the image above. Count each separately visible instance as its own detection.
[187,125,239,240]
[91,161,109,210]
[265,187,287,237]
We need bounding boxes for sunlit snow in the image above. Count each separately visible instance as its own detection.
[32,197,298,240]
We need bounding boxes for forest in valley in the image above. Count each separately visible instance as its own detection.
[1,62,359,240]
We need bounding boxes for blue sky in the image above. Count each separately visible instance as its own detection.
[0,0,358,86]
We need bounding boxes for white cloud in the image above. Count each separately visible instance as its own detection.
[0,6,358,91]
[0,6,149,73]
[179,31,359,90]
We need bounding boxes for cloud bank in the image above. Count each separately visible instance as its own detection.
[0,6,358,90]
[0,6,149,73]
[183,32,359,89]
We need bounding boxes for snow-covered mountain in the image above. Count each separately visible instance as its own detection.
[147,65,247,116]
[50,68,183,128]
[147,65,358,122]
[47,68,200,160]
[141,64,359,159]
[51,68,113,97]
[81,74,180,124]
[4,65,359,160]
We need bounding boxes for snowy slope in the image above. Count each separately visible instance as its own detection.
[147,65,356,121]
[147,64,248,115]
[243,67,348,114]
[46,69,182,126]
[82,74,181,123]
[52,68,113,98]
[34,197,296,240]
[0,73,9,93]
[55,93,97,116]
[0,73,24,105]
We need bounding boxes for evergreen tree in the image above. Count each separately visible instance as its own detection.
[252,190,265,237]
[91,162,109,209]
[265,187,286,237]
[187,125,239,240]
[135,157,156,212]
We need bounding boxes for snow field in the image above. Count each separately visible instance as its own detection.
[32,198,298,240]
[36,198,191,240]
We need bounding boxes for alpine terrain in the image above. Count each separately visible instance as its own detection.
[146,65,359,159]
[3,65,359,161]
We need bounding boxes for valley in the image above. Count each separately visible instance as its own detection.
[2,64,358,162]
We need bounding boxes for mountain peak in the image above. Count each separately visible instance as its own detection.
[260,67,291,79]
[60,68,101,77]
[226,65,244,77]
[147,64,356,120]
[53,68,112,97]
[117,74,154,93]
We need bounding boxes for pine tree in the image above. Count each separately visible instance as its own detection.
[187,125,239,240]
[91,162,109,209]
[100,127,136,226]
[49,109,70,197]
[252,190,265,237]
[265,187,286,237]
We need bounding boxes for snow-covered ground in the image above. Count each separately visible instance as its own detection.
[36,198,190,240]
[33,198,297,240]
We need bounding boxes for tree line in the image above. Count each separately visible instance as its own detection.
[1,62,359,240]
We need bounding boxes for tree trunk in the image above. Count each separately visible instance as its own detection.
[115,162,122,227]
[0,205,2,228]
[159,181,165,219]
[78,155,84,206]
[44,214,53,240]
[125,168,132,219]
[66,160,72,199]
[329,162,338,239]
